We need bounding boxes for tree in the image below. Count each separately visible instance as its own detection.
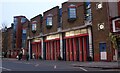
[109,33,118,49]
[109,32,120,61]
[1,23,8,57]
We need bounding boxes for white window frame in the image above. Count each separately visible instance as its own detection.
[69,8,76,19]
[112,18,120,32]
[32,23,37,31]
[46,16,52,26]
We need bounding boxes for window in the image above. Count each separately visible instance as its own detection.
[85,9,92,21]
[68,8,76,19]
[22,29,26,34]
[68,4,76,22]
[21,18,26,23]
[46,14,53,28]
[85,1,91,9]
[14,18,17,30]
[46,17,52,26]
[32,23,37,31]
[14,18,18,22]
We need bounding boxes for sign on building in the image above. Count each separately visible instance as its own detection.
[112,18,120,32]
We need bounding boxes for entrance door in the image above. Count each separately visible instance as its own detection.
[46,40,60,60]
[65,36,88,62]
[32,42,41,59]
[66,39,70,61]
[69,38,73,61]
[78,37,83,62]
[99,43,107,61]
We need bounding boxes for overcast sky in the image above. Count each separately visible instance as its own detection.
[0,0,68,28]
[1,0,119,29]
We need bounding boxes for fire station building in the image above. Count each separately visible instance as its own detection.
[3,1,120,62]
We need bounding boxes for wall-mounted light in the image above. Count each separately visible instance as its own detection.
[96,2,103,9]
[98,23,105,30]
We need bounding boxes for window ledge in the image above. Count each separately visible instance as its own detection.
[68,18,76,22]
[32,30,36,33]
[46,25,52,29]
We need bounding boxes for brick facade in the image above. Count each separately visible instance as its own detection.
[29,14,42,38]
[42,6,59,35]
[62,2,85,30]
[2,1,120,61]
[118,1,120,16]
[14,16,27,49]
[22,19,29,49]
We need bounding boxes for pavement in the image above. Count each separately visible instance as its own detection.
[2,58,120,69]
[72,61,120,69]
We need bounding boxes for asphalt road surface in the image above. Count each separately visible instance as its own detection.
[1,58,119,72]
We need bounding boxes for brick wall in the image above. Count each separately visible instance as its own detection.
[7,27,13,51]
[62,2,85,30]
[30,14,42,38]
[42,6,59,35]
[91,2,112,61]
[22,20,29,49]
[118,1,120,16]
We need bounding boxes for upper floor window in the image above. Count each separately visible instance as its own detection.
[46,14,53,28]
[32,21,37,32]
[32,24,37,31]
[68,4,76,21]
[85,9,92,21]
[85,1,91,9]
[22,29,26,34]
[21,17,26,23]
[46,17,52,26]
[14,18,18,22]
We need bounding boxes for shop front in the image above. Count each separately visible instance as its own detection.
[45,34,60,60]
[63,29,89,62]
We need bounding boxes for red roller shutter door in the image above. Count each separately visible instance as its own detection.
[69,38,73,61]
[79,38,83,62]
[46,42,48,60]
[66,39,69,61]
[57,40,60,59]
[83,37,87,61]
[73,38,77,61]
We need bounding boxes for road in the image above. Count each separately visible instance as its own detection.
[1,58,119,72]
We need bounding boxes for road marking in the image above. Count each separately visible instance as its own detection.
[54,65,56,69]
[79,67,87,71]
[35,64,39,67]
[0,67,12,71]
[25,63,30,64]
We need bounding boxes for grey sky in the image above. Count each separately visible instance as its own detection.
[0,0,68,28]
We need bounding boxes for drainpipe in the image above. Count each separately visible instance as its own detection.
[88,26,93,58]
[27,36,31,60]
[41,37,44,59]
[60,33,63,59]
